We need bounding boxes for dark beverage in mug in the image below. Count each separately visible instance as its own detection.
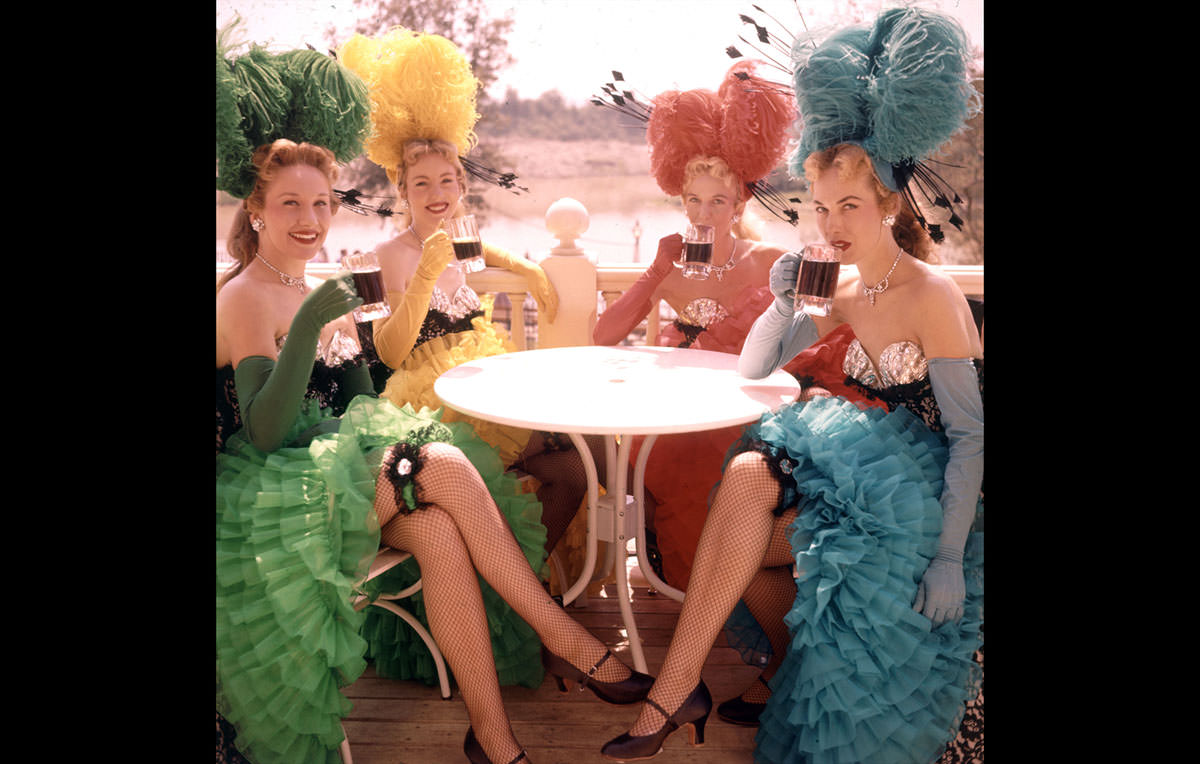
[452,238,484,261]
[796,259,838,301]
[351,267,387,305]
[793,243,840,317]
[683,241,713,264]
[343,251,393,323]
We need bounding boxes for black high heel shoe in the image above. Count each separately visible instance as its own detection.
[716,674,770,727]
[463,727,528,764]
[542,645,654,705]
[600,681,712,761]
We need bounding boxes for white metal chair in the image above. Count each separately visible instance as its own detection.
[340,546,452,764]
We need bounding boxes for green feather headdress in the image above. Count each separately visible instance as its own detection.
[215,19,371,200]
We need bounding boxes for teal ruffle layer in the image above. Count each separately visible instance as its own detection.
[745,396,983,764]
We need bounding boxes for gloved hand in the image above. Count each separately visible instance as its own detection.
[293,270,364,334]
[483,241,558,322]
[647,232,685,279]
[415,229,457,281]
[593,234,682,345]
[235,271,363,452]
[738,251,817,379]
[913,357,984,626]
[913,548,965,625]
[768,251,802,316]
[372,230,456,367]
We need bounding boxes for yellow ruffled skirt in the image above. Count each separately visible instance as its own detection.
[382,310,532,466]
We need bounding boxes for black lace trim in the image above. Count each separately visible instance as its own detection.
[671,320,704,348]
[540,431,573,452]
[382,441,427,515]
[843,359,984,433]
[726,430,800,517]
[380,422,457,514]
[215,351,368,453]
[726,359,984,514]
[415,308,484,349]
[355,321,393,395]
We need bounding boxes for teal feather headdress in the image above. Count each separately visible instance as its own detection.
[788,7,980,241]
[730,6,980,241]
[215,19,371,200]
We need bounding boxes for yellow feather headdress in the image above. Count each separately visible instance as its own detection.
[339,28,480,187]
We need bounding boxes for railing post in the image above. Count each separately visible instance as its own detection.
[537,198,597,349]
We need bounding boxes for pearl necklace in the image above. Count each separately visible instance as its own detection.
[256,252,308,294]
[862,249,903,306]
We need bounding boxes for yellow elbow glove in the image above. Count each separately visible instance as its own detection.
[372,231,456,367]
[482,241,558,322]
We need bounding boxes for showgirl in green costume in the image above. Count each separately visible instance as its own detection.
[215,23,650,764]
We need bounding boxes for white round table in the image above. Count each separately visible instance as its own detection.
[435,345,801,672]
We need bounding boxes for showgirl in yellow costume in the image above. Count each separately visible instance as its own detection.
[339,27,595,684]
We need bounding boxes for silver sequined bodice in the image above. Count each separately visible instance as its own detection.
[676,297,730,329]
[843,339,927,389]
[276,327,363,366]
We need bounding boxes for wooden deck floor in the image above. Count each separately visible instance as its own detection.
[341,576,763,764]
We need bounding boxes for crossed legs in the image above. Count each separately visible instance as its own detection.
[626,450,797,736]
[375,441,631,763]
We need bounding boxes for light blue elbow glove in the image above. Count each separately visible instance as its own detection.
[738,252,818,379]
[914,357,984,625]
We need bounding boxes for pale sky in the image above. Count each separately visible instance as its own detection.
[215,0,982,104]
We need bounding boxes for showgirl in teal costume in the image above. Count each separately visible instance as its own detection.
[216,24,650,764]
[599,8,983,764]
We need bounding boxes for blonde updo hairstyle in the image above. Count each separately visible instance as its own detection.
[220,139,339,291]
[680,155,764,241]
[802,143,935,262]
[395,138,469,226]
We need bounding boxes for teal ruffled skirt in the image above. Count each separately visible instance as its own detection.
[741,396,983,764]
[216,395,546,764]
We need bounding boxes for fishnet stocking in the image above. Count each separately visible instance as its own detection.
[518,433,589,555]
[629,451,796,735]
[375,442,629,762]
[737,566,796,703]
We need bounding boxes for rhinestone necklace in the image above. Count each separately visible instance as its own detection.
[862,249,903,305]
[709,238,742,281]
[256,252,308,293]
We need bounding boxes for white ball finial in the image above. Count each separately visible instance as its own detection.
[546,197,589,253]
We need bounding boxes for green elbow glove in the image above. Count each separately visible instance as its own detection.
[234,272,363,452]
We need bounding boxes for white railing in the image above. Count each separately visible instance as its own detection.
[216,197,983,351]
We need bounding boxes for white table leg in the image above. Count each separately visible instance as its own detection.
[632,434,685,602]
[610,433,648,674]
[561,432,599,607]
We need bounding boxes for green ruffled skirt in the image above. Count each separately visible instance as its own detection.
[216,395,546,763]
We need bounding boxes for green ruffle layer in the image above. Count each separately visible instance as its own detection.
[216,396,546,763]
[348,399,549,689]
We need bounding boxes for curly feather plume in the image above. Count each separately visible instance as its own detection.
[717,59,796,192]
[647,88,722,196]
[339,28,480,186]
[789,8,977,182]
[215,21,371,199]
[646,59,794,197]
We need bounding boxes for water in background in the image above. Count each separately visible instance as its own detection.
[216,204,821,266]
